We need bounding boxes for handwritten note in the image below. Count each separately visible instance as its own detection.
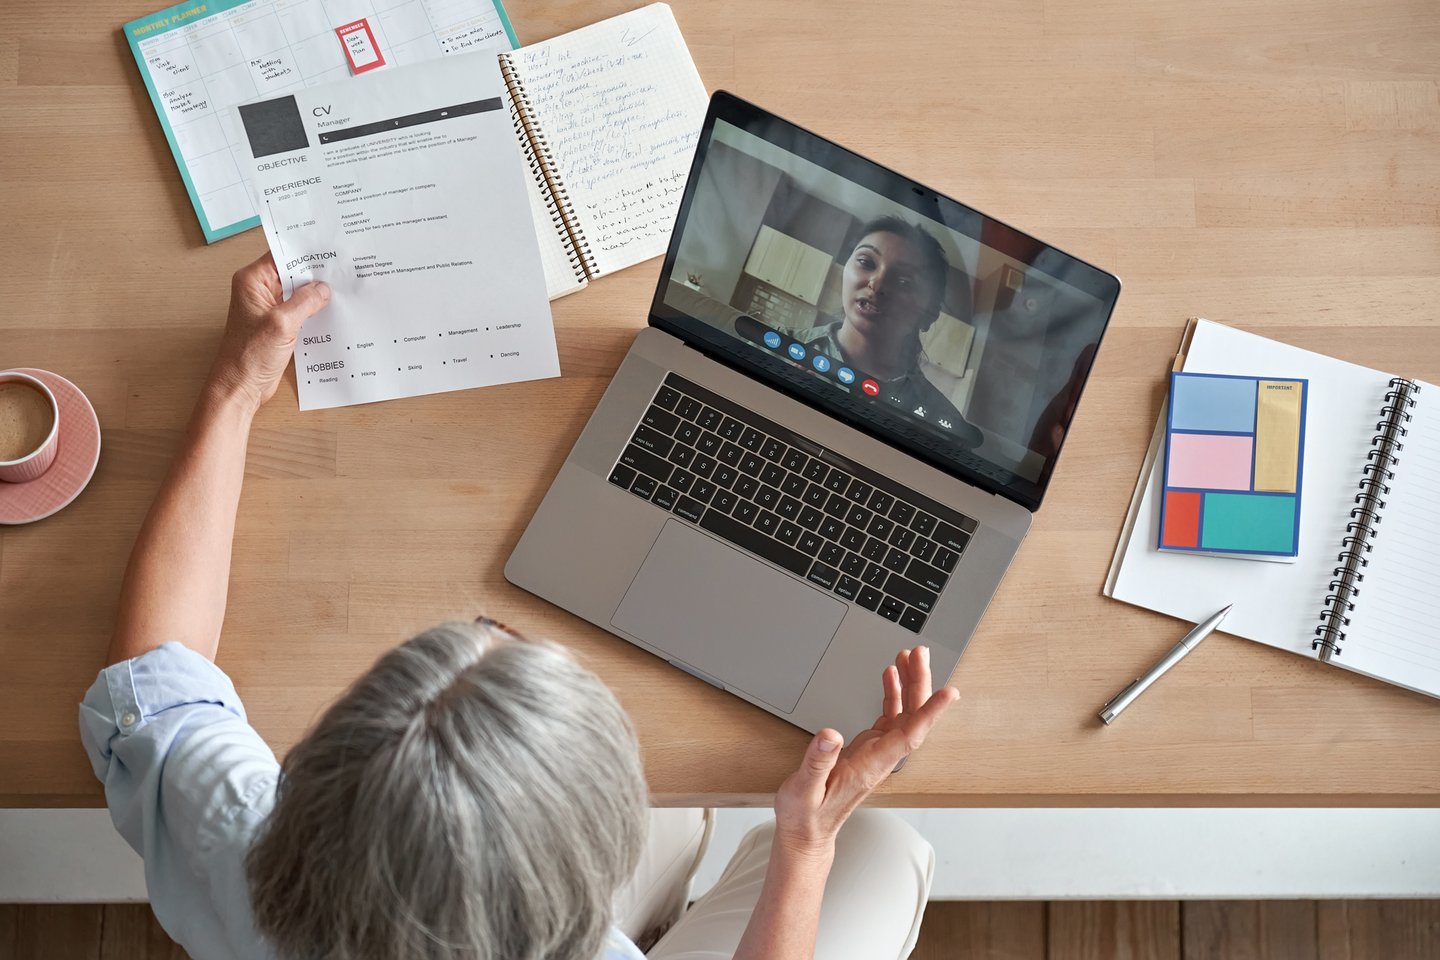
[515,3,708,277]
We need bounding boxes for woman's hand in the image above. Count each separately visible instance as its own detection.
[773,645,958,862]
[208,252,330,411]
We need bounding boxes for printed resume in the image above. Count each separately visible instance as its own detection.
[236,52,558,410]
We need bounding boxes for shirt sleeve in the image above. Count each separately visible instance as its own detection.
[78,642,281,956]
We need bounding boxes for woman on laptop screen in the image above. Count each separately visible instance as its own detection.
[775,216,980,445]
[667,208,984,447]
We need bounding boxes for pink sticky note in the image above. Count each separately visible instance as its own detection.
[1166,433,1253,491]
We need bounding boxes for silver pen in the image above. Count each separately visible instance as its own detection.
[1099,604,1232,725]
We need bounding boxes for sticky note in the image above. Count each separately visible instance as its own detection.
[1200,493,1298,554]
[1166,433,1253,490]
[1158,372,1307,558]
[1170,375,1257,433]
[1162,490,1201,547]
[336,19,386,74]
[1253,379,1303,492]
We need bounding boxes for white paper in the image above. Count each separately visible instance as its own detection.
[236,52,558,410]
[515,3,709,277]
[1341,382,1440,697]
[1106,320,1391,658]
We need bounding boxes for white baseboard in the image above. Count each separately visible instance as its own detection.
[0,810,147,903]
[4,808,1439,903]
[692,808,1440,900]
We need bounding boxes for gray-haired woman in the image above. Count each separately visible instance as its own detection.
[81,254,955,960]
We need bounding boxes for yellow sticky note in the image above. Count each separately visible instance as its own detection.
[1253,380,1303,492]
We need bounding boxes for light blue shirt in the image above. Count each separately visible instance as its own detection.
[80,642,645,960]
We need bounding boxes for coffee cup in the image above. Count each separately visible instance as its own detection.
[0,371,60,483]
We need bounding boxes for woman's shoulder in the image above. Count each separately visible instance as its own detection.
[909,371,959,413]
[909,375,986,445]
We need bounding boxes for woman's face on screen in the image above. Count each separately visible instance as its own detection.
[840,231,936,349]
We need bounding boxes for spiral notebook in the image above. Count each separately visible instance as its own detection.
[1105,319,1440,700]
[498,4,709,300]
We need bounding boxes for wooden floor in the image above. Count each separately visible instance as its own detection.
[912,902,1440,960]
[3,901,1438,958]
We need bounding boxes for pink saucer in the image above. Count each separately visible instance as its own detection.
[0,369,101,524]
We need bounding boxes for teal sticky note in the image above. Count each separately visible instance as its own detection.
[1200,493,1298,555]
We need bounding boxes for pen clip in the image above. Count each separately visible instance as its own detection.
[1102,679,1141,709]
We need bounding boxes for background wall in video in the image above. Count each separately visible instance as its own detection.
[666,120,1104,484]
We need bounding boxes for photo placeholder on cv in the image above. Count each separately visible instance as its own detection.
[237,95,309,158]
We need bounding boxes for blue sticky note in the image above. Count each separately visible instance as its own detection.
[1171,374,1257,433]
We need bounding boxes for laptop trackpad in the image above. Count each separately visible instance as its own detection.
[612,520,845,713]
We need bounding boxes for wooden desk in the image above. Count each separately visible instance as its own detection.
[2,0,1438,807]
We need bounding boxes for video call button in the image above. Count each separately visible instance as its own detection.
[736,314,885,404]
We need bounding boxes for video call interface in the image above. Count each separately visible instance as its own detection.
[663,118,1112,491]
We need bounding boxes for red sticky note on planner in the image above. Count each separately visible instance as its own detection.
[336,19,385,74]
[1161,490,1201,548]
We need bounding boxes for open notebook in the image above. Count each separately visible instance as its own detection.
[499,4,709,299]
[1105,319,1440,699]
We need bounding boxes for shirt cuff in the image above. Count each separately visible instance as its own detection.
[79,643,247,775]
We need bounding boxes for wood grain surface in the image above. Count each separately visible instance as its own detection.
[7,900,1440,960]
[1,0,1437,806]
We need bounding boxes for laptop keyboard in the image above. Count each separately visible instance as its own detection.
[607,373,976,634]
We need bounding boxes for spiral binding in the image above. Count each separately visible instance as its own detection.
[498,54,596,284]
[1315,377,1420,660]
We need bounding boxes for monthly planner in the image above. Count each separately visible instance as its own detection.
[125,0,518,242]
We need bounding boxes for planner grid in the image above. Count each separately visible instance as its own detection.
[126,0,517,242]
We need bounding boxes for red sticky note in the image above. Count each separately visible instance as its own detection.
[1162,490,1201,548]
[336,19,385,74]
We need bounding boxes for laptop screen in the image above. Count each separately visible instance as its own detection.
[649,92,1120,511]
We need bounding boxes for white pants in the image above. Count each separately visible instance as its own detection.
[615,809,935,959]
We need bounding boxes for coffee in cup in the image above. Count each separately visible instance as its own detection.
[0,372,60,482]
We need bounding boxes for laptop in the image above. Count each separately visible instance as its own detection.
[506,91,1120,739]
